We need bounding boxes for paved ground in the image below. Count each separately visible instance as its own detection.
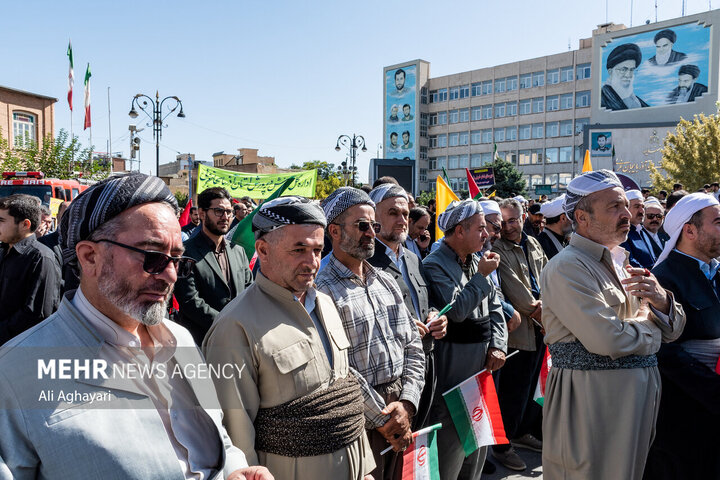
[483,447,542,479]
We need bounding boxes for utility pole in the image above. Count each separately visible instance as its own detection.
[129,125,142,172]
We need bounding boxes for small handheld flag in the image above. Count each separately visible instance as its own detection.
[401,423,442,480]
[533,348,552,406]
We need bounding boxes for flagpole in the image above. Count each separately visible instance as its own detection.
[380,423,443,455]
[108,86,112,173]
[441,350,520,396]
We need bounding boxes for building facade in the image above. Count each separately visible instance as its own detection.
[0,86,56,149]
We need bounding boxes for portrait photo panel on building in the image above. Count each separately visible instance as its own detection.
[600,22,710,111]
[385,64,417,161]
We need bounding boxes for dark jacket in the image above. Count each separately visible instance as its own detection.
[620,226,656,269]
[667,82,708,104]
[174,230,253,345]
[642,227,669,259]
[645,250,720,479]
[601,84,649,111]
[0,234,61,345]
[536,228,566,260]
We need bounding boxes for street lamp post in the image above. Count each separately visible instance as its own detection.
[335,134,366,186]
[128,91,185,177]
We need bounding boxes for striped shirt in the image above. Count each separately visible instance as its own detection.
[315,254,425,428]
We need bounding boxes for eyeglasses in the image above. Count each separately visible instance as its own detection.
[614,66,636,75]
[334,221,382,232]
[645,213,664,220]
[204,207,234,218]
[501,218,520,227]
[94,239,196,278]
[486,220,502,233]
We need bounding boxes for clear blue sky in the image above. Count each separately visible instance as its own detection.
[2,0,712,181]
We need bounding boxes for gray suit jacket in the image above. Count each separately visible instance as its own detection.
[0,293,248,480]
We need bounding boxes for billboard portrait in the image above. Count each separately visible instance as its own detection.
[591,132,613,157]
[600,22,710,111]
[385,65,417,161]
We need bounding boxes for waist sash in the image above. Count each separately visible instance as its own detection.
[254,375,365,457]
[548,341,657,370]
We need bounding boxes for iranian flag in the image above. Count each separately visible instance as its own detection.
[67,41,74,111]
[442,370,508,456]
[83,63,91,130]
[533,348,552,406]
[401,424,441,480]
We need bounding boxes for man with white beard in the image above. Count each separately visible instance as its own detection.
[601,43,649,111]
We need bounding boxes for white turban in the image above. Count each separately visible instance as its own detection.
[645,196,662,208]
[540,194,566,218]
[437,199,483,232]
[625,189,644,202]
[479,200,502,217]
[656,192,719,265]
[563,170,623,221]
[513,195,528,204]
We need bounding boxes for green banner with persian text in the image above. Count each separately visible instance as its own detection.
[196,164,317,199]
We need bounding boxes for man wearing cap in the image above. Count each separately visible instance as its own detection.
[366,183,447,430]
[315,187,425,480]
[601,43,649,111]
[537,195,571,259]
[648,29,687,66]
[175,187,254,345]
[422,199,508,479]
[523,203,545,238]
[0,173,272,479]
[644,193,720,479]
[667,64,708,104]
[642,197,669,258]
[204,196,374,480]
[540,170,685,480]
[491,198,547,471]
[621,189,657,269]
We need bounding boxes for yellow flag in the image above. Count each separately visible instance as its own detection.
[488,190,496,198]
[435,176,459,241]
[581,149,593,173]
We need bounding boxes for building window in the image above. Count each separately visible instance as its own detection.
[430,88,448,103]
[559,146,573,163]
[450,178,459,191]
[481,152,493,165]
[419,168,428,182]
[438,134,447,147]
[421,87,428,104]
[505,126,517,141]
[470,154,482,167]
[546,122,559,138]
[471,82,482,96]
[560,66,574,83]
[437,156,447,169]
[519,124,531,140]
[449,110,460,124]
[495,78,506,93]
[575,117,589,135]
[519,99,531,115]
[547,69,560,84]
[12,112,36,147]
[459,131,469,145]
[532,71,545,87]
[482,80,493,95]
[482,104,493,119]
[437,111,448,125]
[546,95,559,111]
[506,76,518,91]
[459,108,470,122]
[506,101,517,116]
[429,181,436,191]
[576,90,591,108]
[449,133,459,147]
[471,107,482,121]
[449,86,460,100]
[429,158,437,170]
[532,123,544,139]
[546,173,559,186]
[560,120,573,136]
[531,174,544,186]
[576,63,591,80]
[459,154,469,167]
[519,149,542,165]
[560,172,572,186]
[504,151,518,164]
[520,73,532,89]
[471,130,483,144]
[532,97,544,113]
[420,146,428,159]
[429,113,438,126]
[482,129,493,144]
[459,84,470,98]
[449,155,459,169]
[429,136,438,148]
[560,93,573,110]
[546,147,559,163]
[495,103,506,118]
[495,128,505,143]
[420,113,428,137]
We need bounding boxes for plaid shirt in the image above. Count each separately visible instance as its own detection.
[316,254,425,428]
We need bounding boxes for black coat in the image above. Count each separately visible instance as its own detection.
[174,230,253,345]
[601,84,649,110]
[644,251,720,479]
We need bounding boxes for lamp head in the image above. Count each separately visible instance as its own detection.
[128,107,139,119]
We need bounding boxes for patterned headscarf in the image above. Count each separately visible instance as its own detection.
[60,173,178,269]
[563,170,622,221]
[368,183,408,205]
[321,187,375,224]
[252,196,326,238]
[437,199,484,232]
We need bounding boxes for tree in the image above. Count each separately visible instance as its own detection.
[290,160,346,198]
[649,107,720,192]
[489,157,527,198]
[174,191,189,208]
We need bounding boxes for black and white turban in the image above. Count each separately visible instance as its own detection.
[252,196,326,238]
[563,170,622,221]
[368,183,408,205]
[437,199,483,232]
[321,187,375,224]
[60,173,178,269]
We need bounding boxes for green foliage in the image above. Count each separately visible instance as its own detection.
[416,190,433,206]
[650,107,720,192]
[490,157,527,198]
[174,191,189,208]
[0,128,108,181]
[290,160,347,198]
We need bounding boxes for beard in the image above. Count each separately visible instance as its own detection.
[340,228,374,261]
[98,261,171,326]
[205,217,229,236]
[381,229,407,245]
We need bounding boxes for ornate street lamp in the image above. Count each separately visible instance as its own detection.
[335,134,367,186]
[129,91,185,176]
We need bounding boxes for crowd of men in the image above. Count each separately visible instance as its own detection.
[0,170,717,480]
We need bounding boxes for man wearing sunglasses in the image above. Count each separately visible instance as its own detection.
[316,187,425,480]
[0,173,272,479]
[175,187,254,346]
[642,197,669,258]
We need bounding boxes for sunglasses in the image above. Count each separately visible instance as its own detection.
[95,239,196,278]
[645,213,664,220]
[335,221,382,232]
